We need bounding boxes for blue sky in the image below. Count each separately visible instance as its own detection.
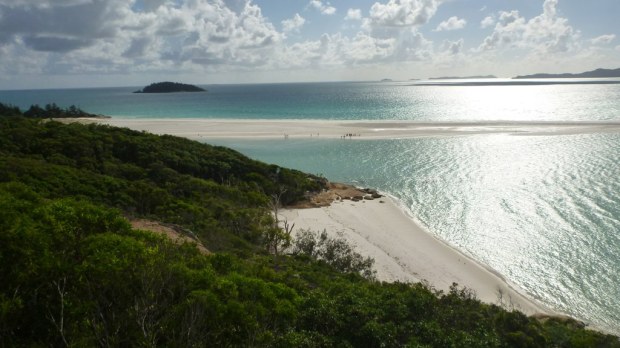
[0,0,618,89]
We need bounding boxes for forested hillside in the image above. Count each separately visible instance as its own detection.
[1,115,618,347]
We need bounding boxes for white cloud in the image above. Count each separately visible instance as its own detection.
[282,13,305,33]
[480,16,494,29]
[309,0,336,15]
[477,0,580,55]
[591,34,615,45]
[368,0,441,27]
[345,8,362,21]
[434,16,466,31]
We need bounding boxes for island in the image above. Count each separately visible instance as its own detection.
[133,81,206,93]
[429,75,497,80]
[514,67,620,79]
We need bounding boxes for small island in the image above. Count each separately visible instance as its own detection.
[133,81,206,93]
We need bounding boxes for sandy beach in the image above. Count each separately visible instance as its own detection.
[95,118,620,140]
[281,194,551,316]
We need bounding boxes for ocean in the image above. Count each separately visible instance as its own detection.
[2,80,619,334]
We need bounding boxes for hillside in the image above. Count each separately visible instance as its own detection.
[515,67,620,79]
[1,113,618,346]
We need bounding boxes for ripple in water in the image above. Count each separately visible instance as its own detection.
[214,133,620,334]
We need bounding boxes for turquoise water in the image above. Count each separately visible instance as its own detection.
[2,82,620,333]
[2,81,620,121]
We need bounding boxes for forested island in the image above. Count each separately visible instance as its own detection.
[1,109,619,346]
[515,67,620,79]
[134,81,206,93]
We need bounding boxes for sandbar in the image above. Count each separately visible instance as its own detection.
[92,118,620,140]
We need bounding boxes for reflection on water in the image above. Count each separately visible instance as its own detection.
[210,133,620,334]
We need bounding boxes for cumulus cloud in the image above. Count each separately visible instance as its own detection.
[591,34,615,45]
[345,8,362,21]
[0,0,288,75]
[0,0,444,81]
[477,0,580,55]
[282,13,305,33]
[434,16,466,31]
[308,0,336,15]
[480,16,494,29]
[368,0,441,27]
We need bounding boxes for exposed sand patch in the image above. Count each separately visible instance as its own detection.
[129,218,210,255]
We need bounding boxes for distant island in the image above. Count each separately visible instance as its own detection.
[133,81,206,93]
[429,75,497,80]
[514,67,620,79]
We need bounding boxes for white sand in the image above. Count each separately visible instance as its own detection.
[281,196,552,315]
[95,118,620,140]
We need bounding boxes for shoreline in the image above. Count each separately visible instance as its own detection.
[281,189,554,316]
[75,117,591,319]
[85,117,620,140]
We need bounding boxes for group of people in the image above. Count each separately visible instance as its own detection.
[341,133,361,139]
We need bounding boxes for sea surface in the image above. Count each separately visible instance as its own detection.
[2,80,620,334]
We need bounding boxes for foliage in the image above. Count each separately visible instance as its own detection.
[134,81,206,93]
[0,117,326,251]
[292,229,376,279]
[0,101,100,118]
[1,115,618,347]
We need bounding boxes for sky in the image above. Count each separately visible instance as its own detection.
[0,0,619,89]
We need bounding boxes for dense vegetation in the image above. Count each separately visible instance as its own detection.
[134,82,206,93]
[1,114,618,347]
[0,102,102,119]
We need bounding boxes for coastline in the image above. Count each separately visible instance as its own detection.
[80,117,567,316]
[281,190,553,316]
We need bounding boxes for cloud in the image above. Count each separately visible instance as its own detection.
[442,38,463,55]
[477,0,580,54]
[591,34,615,45]
[434,16,466,31]
[480,16,494,29]
[22,35,92,52]
[0,0,123,52]
[282,13,305,33]
[345,8,362,21]
[0,0,286,74]
[0,0,443,81]
[368,0,441,27]
[309,0,336,15]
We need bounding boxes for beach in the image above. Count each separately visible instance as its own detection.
[281,193,551,316]
[85,117,559,316]
[95,118,620,140]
